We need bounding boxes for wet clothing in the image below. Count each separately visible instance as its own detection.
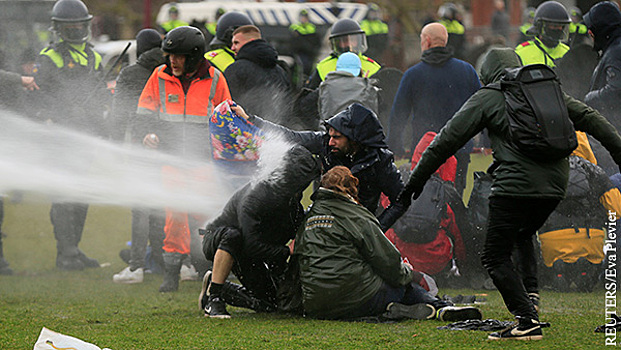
[305,53,381,90]
[403,48,621,323]
[388,46,480,158]
[224,39,291,119]
[203,146,320,302]
[294,188,415,319]
[111,47,166,141]
[248,104,405,231]
[515,37,569,68]
[205,47,236,73]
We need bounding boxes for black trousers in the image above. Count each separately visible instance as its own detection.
[482,196,559,321]
[50,202,89,257]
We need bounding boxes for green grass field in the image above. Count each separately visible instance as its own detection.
[0,195,612,349]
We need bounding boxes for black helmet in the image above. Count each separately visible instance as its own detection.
[530,1,571,47]
[523,7,536,23]
[438,3,459,20]
[210,11,253,48]
[162,26,206,73]
[51,0,93,44]
[568,6,583,22]
[329,18,367,55]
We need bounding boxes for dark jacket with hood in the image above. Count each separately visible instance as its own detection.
[406,48,621,200]
[584,2,621,130]
[388,46,481,157]
[248,103,405,231]
[224,39,291,121]
[205,145,320,265]
[111,47,166,141]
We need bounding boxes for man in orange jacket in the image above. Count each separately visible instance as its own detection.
[137,26,232,292]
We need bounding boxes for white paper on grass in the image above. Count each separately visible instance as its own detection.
[33,327,112,350]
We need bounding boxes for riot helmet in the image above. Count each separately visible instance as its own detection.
[523,7,536,24]
[210,11,253,48]
[367,3,381,21]
[530,1,571,47]
[329,18,367,55]
[438,3,459,20]
[162,26,206,73]
[569,6,583,23]
[51,0,93,44]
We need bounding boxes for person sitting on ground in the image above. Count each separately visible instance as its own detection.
[293,166,482,321]
[200,145,321,318]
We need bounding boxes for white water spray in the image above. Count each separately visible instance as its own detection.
[0,109,294,215]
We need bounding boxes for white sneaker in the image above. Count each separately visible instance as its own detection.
[113,267,144,284]
[180,264,199,281]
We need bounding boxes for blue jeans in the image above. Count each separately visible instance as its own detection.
[349,281,439,318]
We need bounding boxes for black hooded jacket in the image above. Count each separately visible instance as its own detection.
[111,47,166,141]
[224,39,291,119]
[248,103,405,231]
[205,145,321,264]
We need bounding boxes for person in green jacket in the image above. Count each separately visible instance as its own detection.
[397,48,621,340]
[294,166,482,321]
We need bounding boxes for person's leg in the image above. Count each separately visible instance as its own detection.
[513,234,540,309]
[0,197,11,275]
[148,209,165,272]
[51,202,88,270]
[129,207,149,270]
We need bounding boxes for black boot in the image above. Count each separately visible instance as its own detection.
[221,281,276,312]
[159,252,184,292]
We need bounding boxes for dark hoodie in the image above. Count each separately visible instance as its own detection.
[248,103,404,230]
[224,39,291,120]
[205,145,320,264]
[584,1,621,129]
[111,47,166,141]
[407,48,621,200]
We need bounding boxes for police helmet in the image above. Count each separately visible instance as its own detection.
[162,26,206,73]
[329,18,368,55]
[210,11,253,48]
[523,7,536,23]
[51,0,93,44]
[569,6,583,22]
[530,1,571,47]
[168,4,179,15]
[438,3,459,20]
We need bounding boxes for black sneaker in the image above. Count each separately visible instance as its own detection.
[198,270,212,311]
[205,296,231,319]
[383,302,435,320]
[528,293,540,313]
[488,318,549,340]
[56,256,85,271]
[77,251,100,268]
[436,306,482,322]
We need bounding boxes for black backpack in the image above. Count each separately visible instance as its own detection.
[487,64,577,161]
[392,173,451,244]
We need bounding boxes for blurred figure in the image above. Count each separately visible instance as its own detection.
[159,3,189,35]
[515,1,571,68]
[304,18,381,90]
[33,0,108,271]
[110,28,166,284]
[567,6,589,46]
[289,9,320,78]
[437,2,466,60]
[225,25,291,123]
[491,0,510,42]
[205,11,253,74]
[205,7,226,43]
[518,7,536,44]
[360,3,389,61]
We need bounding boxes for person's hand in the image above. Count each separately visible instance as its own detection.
[229,100,249,120]
[395,181,424,208]
[21,76,39,91]
[143,133,159,149]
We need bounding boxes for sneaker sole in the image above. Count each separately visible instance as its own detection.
[112,278,143,284]
[385,303,435,320]
[487,334,543,341]
[199,271,212,311]
[205,313,232,319]
[439,307,482,322]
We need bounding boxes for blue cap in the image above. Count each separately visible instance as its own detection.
[336,52,361,76]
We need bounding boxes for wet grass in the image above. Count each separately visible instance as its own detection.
[0,197,611,349]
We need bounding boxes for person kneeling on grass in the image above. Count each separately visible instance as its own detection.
[199,145,321,318]
[293,166,482,321]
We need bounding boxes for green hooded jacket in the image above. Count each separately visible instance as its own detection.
[408,48,621,199]
[294,188,412,319]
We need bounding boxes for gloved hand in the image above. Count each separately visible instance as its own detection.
[395,180,425,208]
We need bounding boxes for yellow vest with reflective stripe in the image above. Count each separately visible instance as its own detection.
[40,42,102,70]
[514,38,569,68]
[161,19,189,33]
[316,54,381,81]
[205,47,236,73]
[360,20,389,35]
[289,22,316,35]
[438,19,465,35]
[569,22,588,35]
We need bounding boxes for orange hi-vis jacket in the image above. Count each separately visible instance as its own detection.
[137,62,231,159]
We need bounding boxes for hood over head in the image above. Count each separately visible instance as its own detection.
[479,47,521,85]
[236,39,279,68]
[324,103,387,148]
[263,145,321,197]
[411,131,457,182]
[136,28,162,58]
[584,1,621,51]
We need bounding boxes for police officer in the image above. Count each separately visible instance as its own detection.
[437,2,466,60]
[515,1,571,68]
[360,3,389,60]
[159,3,189,34]
[289,9,320,77]
[205,7,226,43]
[33,0,108,270]
[305,18,381,90]
[518,7,536,44]
[205,11,253,73]
[567,7,589,47]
